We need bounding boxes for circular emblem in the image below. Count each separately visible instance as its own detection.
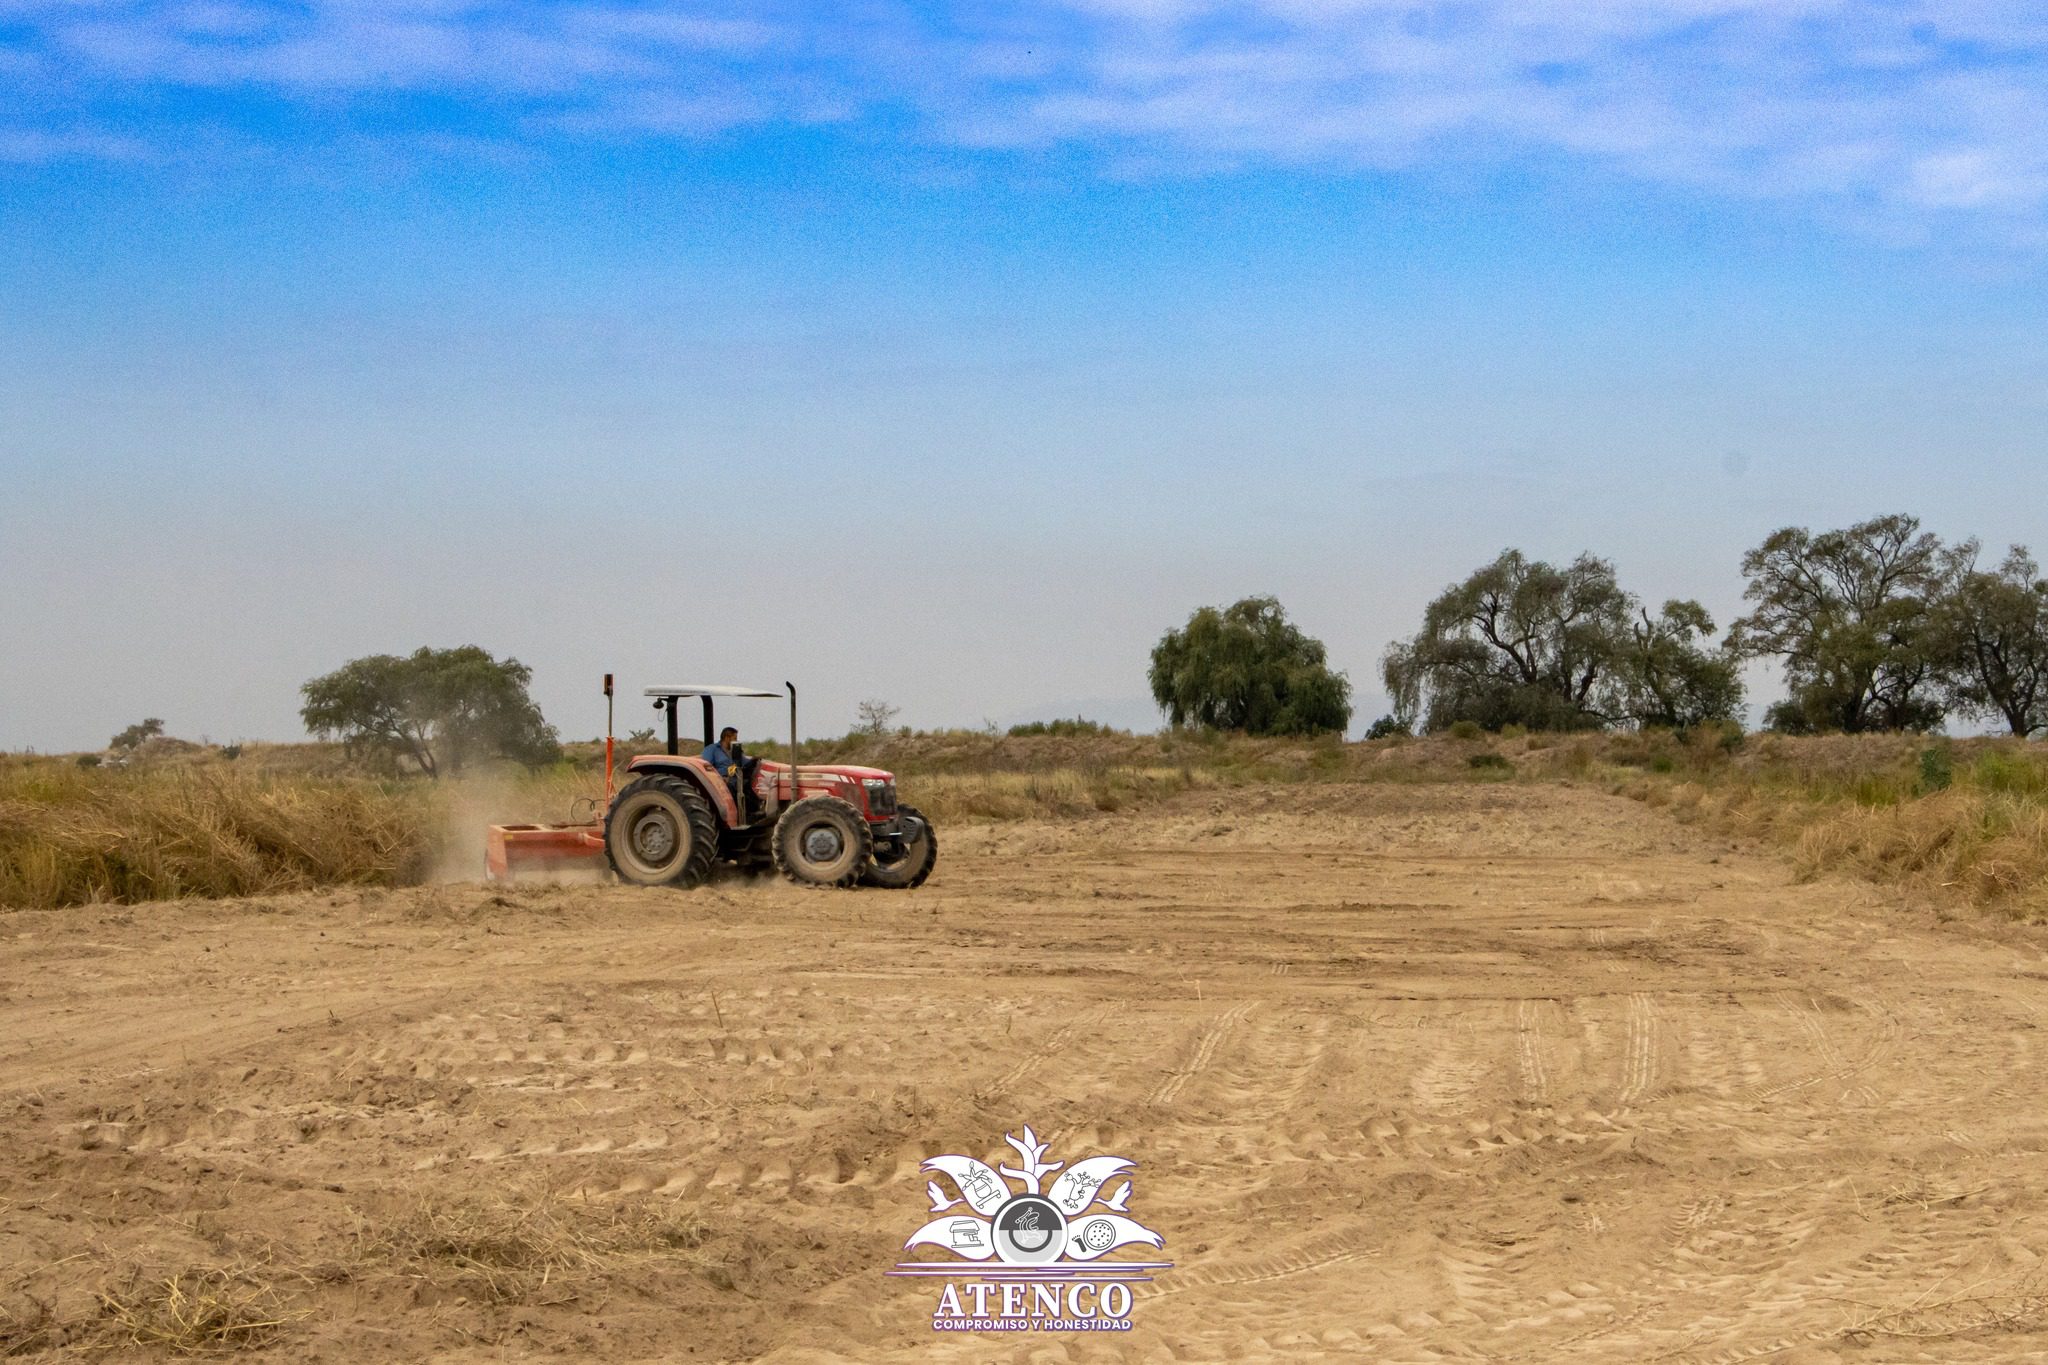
[992,1194,1067,1265]
[1081,1218,1116,1253]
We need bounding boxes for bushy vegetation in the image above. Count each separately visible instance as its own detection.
[1382,549,1742,734]
[1728,513,1949,733]
[1731,514,2048,736]
[1005,718,1122,738]
[1374,516,2047,740]
[301,645,560,778]
[1148,596,1352,735]
[109,717,165,752]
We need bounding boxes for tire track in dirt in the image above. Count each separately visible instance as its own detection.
[1146,1227,1380,1298]
[1408,1020,1497,1111]
[985,1004,1115,1096]
[1148,1002,1255,1107]
[1515,997,1553,1104]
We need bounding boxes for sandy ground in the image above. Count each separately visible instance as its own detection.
[6,781,2048,1362]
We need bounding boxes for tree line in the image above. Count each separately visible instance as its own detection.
[281,512,2045,776]
[1149,514,2048,740]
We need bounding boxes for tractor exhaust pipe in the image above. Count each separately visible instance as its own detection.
[786,681,798,804]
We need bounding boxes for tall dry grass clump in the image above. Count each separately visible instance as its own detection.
[0,761,437,909]
[1787,751,2048,912]
[1623,738,2048,914]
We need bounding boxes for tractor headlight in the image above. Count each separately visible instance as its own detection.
[862,777,898,816]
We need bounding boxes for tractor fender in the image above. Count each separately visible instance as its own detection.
[621,756,740,828]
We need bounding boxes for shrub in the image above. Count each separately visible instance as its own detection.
[1363,715,1409,740]
[109,718,165,752]
[1468,752,1513,771]
[1917,745,1954,794]
[1446,720,1484,741]
[1007,718,1120,738]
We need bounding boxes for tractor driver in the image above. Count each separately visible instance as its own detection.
[704,726,759,796]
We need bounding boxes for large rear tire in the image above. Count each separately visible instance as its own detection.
[606,775,718,888]
[861,805,937,889]
[773,795,873,888]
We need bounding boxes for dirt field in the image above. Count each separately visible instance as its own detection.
[7,781,2048,1361]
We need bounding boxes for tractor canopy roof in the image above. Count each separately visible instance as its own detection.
[643,684,783,699]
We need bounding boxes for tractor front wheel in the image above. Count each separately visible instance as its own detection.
[772,796,873,888]
[861,805,937,889]
[606,775,718,888]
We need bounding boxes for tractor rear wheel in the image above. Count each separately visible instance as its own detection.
[772,796,873,888]
[606,775,718,888]
[860,805,937,889]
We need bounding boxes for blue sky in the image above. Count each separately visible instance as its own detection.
[2,2,2046,749]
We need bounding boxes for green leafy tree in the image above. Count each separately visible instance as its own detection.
[109,717,165,752]
[1148,596,1352,735]
[300,646,560,777]
[1728,514,1947,734]
[1617,601,1747,730]
[1931,544,2048,737]
[1383,550,1738,732]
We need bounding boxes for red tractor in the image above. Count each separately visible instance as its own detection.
[487,680,937,890]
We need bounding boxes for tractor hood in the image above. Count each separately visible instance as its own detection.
[763,760,894,781]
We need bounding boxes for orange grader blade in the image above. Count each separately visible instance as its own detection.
[485,823,606,880]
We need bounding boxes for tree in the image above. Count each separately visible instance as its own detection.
[300,646,560,777]
[1728,514,1947,734]
[1148,596,1352,735]
[1617,601,1747,730]
[1931,544,2048,737]
[1383,550,1738,733]
[856,699,901,737]
[109,717,165,752]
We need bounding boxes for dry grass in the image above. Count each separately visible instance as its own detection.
[0,759,436,909]
[1839,1277,2048,1343]
[906,765,1219,822]
[95,1266,302,1354]
[5,1197,725,1355]
[1610,737,2048,915]
[357,1194,726,1304]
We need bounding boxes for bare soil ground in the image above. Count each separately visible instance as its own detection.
[7,782,2048,1361]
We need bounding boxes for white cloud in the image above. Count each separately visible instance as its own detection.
[0,124,151,161]
[3,1,2047,241]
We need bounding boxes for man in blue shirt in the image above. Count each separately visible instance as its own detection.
[703,726,740,777]
[704,725,760,806]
